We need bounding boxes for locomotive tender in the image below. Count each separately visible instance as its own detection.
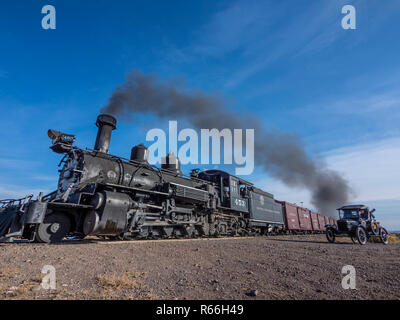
[0,114,287,243]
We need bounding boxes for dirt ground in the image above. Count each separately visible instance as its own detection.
[0,234,399,300]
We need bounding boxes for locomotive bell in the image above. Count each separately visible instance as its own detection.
[94,114,117,154]
[161,152,182,175]
[130,144,149,163]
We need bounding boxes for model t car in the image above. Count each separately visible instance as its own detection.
[325,205,389,245]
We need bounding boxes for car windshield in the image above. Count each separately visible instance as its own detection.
[340,210,359,219]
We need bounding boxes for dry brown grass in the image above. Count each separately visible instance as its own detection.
[368,233,400,244]
[0,271,154,300]
[4,285,29,297]
[96,272,145,289]
[0,267,46,299]
[0,268,19,278]
[1,280,41,298]
[90,271,157,300]
[388,233,400,244]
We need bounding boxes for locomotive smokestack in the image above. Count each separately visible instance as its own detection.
[94,114,117,153]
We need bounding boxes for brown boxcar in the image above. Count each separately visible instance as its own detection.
[317,212,325,231]
[310,211,320,231]
[324,215,330,226]
[317,213,325,230]
[297,207,313,231]
[329,217,337,226]
[276,201,300,231]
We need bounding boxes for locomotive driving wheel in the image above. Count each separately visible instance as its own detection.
[35,213,71,243]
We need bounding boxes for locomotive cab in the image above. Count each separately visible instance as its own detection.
[198,170,250,211]
[198,170,284,233]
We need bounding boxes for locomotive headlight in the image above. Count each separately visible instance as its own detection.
[48,129,76,154]
[48,129,76,144]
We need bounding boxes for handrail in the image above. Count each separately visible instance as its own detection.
[0,194,33,209]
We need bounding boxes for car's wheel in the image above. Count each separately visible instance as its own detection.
[351,236,359,244]
[355,226,367,245]
[35,213,71,243]
[326,228,335,243]
[380,227,389,245]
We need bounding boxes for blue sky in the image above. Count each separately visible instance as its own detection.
[0,0,399,229]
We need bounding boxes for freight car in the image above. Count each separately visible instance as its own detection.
[309,211,320,232]
[0,114,288,243]
[275,201,331,234]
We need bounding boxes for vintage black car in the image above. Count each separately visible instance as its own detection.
[325,205,389,245]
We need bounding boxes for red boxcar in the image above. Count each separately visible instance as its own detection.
[297,207,313,231]
[310,211,320,231]
[277,201,300,231]
[329,217,338,226]
[317,213,325,230]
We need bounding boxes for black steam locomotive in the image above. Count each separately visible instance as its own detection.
[0,114,284,243]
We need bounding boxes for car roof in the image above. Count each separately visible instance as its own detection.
[337,204,369,210]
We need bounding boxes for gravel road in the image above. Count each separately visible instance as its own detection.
[0,234,398,300]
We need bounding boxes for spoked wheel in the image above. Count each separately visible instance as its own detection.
[351,236,359,244]
[380,228,389,245]
[355,226,367,245]
[35,213,71,243]
[325,228,336,243]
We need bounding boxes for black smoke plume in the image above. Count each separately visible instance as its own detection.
[102,70,352,216]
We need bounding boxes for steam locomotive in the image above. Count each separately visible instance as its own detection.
[0,114,330,243]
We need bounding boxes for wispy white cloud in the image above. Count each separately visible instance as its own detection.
[0,158,38,169]
[315,90,400,115]
[31,175,57,182]
[222,0,353,88]
[177,0,359,88]
[0,184,50,200]
[190,1,277,58]
[165,0,400,92]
